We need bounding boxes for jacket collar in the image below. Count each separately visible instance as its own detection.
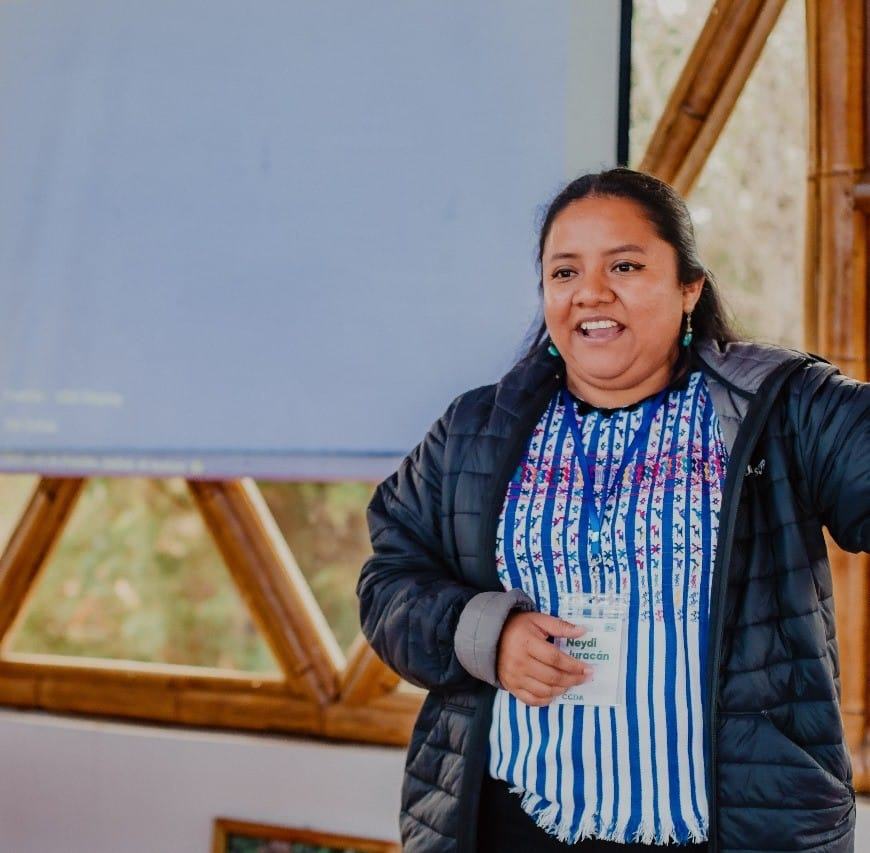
[692,340,814,452]
[692,339,811,396]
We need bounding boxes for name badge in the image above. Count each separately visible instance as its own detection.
[553,592,627,707]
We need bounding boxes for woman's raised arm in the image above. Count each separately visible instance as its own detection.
[792,361,870,553]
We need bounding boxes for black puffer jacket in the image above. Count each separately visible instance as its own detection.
[357,339,868,852]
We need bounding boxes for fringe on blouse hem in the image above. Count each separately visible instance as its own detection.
[509,787,709,846]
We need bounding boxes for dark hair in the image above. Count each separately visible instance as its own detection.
[520,167,740,361]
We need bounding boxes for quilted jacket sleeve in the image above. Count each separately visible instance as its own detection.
[356,395,482,692]
[792,362,870,554]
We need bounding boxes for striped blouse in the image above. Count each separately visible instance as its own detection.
[486,368,729,845]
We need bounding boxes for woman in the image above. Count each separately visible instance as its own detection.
[357,168,867,852]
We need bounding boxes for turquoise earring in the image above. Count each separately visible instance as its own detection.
[547,338,560,357]
[681,311,694,347]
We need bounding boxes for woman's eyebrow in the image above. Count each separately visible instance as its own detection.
[546,244,647,263]
[547,243,646,263]
[604,243,646,255]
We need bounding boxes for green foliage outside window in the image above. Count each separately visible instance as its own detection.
[4,477,373,667]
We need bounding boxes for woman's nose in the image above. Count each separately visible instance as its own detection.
[571,271,614,304]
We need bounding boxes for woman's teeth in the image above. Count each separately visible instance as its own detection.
[578,320,624,339]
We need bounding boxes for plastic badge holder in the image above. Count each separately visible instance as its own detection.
[554,591,628,707]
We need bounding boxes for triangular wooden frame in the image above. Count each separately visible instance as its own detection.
[0,476,417,746]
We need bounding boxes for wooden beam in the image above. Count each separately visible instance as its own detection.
[805,0,869,792]
[0,478,84,647]
[0,654,419,745]
[338,632,400,705]
[188,479,344,704]
[639,0,787,195]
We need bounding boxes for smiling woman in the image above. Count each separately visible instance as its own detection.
[544,195,701,408]
[531,170,738,409]
[357,168,868,852]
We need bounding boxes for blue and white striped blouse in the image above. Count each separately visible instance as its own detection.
[487,369,729,845]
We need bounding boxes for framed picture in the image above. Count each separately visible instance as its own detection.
[212,818,401,853]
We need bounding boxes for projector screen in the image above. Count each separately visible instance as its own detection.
[0,0,630,480]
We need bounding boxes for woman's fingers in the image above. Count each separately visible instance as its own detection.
[524,656,590,690]
[525,634,588,677]
[521,674,568,699]
[514,687,551,707]
[527,612,587,640]
[509,658,592,703]
[513,666,593,706]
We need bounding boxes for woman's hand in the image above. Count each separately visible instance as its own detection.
[496,611,592,706]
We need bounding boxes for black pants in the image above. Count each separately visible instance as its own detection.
[477,774,710,852]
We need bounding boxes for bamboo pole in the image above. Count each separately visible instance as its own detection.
[804,0,869,791]
[188,479,344,704]
[0,478,84,647]
[639,0,787,194]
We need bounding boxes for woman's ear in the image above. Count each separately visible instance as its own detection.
[682,276,705,312]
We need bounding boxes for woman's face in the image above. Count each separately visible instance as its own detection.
[541,194,703,403]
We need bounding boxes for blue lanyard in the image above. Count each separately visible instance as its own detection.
[560,387,666,561]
